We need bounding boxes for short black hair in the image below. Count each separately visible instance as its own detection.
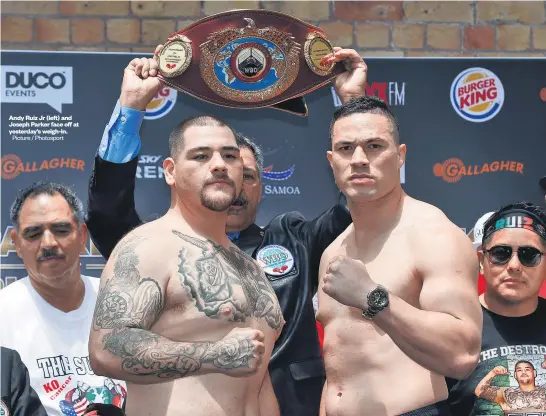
[10,181,84,230]
[168,115,238,158]
[514,360,535,371]
[482,201,546,248]
[236,133,264,180]
[329,95,400,143]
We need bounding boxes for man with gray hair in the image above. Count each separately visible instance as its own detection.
[0,181,127,416]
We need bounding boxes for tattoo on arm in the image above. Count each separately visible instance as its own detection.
[94,235,163,331]
[477,379,503,403]
[102,329,256,379]
[172,230,283,331]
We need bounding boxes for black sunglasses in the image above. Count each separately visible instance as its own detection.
[485,245,545,267]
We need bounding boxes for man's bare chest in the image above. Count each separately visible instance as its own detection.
[162,231,283,334]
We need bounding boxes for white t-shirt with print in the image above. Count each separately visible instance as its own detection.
[0,275,127,416]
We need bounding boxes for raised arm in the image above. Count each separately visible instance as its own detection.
[474,366,508,404]
[89,233,266,384]
[86,54,163,259]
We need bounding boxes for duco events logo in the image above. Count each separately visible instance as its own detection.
[1,154,85,180]
[433,158,523,183]
[1,66,73,113]
[450,67,504,123]
[144,87,177,120]
[332,82,406,107]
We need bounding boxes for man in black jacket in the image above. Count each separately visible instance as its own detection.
[1,346,47,416]
[86,46,365,416]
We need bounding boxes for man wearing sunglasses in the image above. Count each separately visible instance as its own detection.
[447,201,546,415]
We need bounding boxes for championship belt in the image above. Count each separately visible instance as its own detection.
[156,9,345,116]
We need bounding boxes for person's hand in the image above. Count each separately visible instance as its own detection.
[210,327,266,377]
[119,45,164,111]
[491,365,509,376]
[321,48,367,104]
[322,255,376,310]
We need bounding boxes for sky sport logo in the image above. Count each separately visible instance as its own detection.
[450,67,504,123]
[144,86,177,120]
[433,158,523,183]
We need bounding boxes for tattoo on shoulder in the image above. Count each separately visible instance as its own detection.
[93,235,163,331]
[172,230,283,331]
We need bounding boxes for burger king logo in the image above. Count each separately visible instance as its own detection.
[144,86,177,120]
[450,67,504,123]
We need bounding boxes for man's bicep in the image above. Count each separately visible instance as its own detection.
[93,234,167,332]
[418,230,481,322]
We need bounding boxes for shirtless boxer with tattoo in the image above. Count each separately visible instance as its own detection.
[89,115,284,416]
[316,96,483,415]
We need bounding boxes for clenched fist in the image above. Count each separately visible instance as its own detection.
[119,45,164,111]
[209,327,266,377]
[491,365,509,376]
[322,255,376,310]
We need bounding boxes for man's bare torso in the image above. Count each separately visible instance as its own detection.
[317,197,453,416]
[123,220,283,416]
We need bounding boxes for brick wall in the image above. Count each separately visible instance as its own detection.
[2,1,546,57]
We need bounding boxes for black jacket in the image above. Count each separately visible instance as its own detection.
[86,156,352,416]
[1,347,47,416]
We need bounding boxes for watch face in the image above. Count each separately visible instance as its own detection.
[369,287,389,308]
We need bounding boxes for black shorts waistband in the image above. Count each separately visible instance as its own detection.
[398,400,451,416]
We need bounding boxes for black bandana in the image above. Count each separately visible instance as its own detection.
[482,209,546,244]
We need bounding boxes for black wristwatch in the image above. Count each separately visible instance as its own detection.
[362,285,389,320]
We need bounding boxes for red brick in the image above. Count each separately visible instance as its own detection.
[107,19,140,43]
[71,18,104,44]
[334,1,403,21]
[2,17,33,43]
[35,18,70,43]
[463,25,495,50]
[392,23,425,49]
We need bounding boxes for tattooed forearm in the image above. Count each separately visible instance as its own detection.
[478,383,502,402]
[103,328,255,379]
[172,230,283,331]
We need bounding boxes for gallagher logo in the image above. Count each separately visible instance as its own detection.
[1,154,85,180]
[144,86,177,120]
[450,67,504,123]
[433,158,523,183]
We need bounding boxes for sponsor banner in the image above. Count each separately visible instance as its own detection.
[1,52,545,286]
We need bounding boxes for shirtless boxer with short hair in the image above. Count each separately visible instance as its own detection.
[317,96,483,416]
[89,114,284,416]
